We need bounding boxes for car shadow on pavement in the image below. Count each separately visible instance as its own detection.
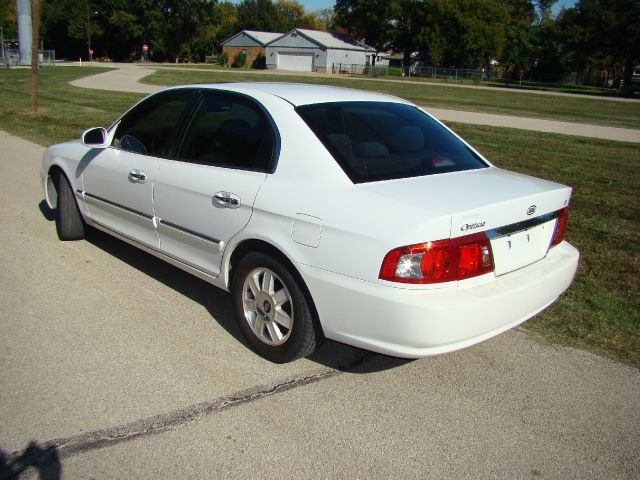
[0,443,61,480]
[77,224,410,374]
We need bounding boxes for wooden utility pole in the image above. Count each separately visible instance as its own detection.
[31,0,40,113]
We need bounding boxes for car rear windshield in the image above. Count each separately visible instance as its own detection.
[296,101,488,183]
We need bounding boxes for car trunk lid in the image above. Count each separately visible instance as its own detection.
[358,167,572,277]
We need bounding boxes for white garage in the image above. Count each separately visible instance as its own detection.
[277,51,315,72]
[266,28,375,73]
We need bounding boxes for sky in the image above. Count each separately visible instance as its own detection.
[230,0,578,14]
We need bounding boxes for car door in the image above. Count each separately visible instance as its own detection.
[81,89,196,248]
[153,91,276,277]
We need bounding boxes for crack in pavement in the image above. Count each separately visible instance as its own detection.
[4,352,376,466]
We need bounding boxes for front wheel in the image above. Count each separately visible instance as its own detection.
[55,173,85,241]
[231,252,320,362]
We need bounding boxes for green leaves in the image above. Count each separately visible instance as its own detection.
[236,0,321,34]
[39,0,328,62]
[335,0,514,67]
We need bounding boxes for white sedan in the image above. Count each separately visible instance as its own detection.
[41,83,579,362]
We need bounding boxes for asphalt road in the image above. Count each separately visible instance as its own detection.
[0,129,639,479]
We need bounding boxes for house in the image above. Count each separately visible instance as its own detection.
[265,28,376,73]
[221,30,282,67]
[374,53,405,68]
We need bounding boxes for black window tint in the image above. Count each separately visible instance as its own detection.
[178,93,274,171]
[113,90,193,157]
[296,102,488,183]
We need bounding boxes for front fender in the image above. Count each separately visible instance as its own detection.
[42,140,88,211]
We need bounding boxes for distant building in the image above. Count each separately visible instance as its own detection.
[265,28,375,73]
[221,30,282,67]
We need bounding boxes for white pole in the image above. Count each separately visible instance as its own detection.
[16,0,32,65]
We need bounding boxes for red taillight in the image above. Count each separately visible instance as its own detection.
[550,208,569,247]
[379,232,494,284]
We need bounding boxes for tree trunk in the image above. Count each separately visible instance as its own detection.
[403,50,411,75]
[85,2,92,62]
[622,58,634,98]
[403,50,411,65]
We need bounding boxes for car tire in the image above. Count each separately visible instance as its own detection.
[55,173,85,241]
[231,252,320,363]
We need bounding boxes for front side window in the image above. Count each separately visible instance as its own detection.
[112,90,194,157]
[296,102,488,183]
[178,92,275,171]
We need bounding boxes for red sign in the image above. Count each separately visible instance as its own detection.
[142,44,149,52]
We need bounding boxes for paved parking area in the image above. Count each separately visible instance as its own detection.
[0,129,639,479]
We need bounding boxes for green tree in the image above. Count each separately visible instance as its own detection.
[335,0,430,65]
[535,0,557,22]
[274,0,304,29]
[334,0,396,55]
[528,6,571,81]
[317,8,335,31]
[435,0,510,67]
[177,0,239,60]
[549,0,639,93]
[42,0,149,60]
[423,24,445,66]
[42,0,104,60]
[501,0,537,71]
[336,0,513,68]
[41,0,224,62]
[236,0,281,31]
[0,0,17,39]
[236,0,315,33]
[209,1,238,47]
[389,0,428,66]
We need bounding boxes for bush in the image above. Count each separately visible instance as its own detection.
[217,52,229,66]
[251,51,266,69]
[231,51,247,68]
[178,44,193,63]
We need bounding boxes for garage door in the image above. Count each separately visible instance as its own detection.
[277,52,314,72]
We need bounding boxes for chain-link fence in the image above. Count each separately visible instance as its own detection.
[331,63,398,76]
[406,66,498,81]
[1,48,56,68]
[332,63,496,80]
[1,48,20,67]
[331,62,581,85]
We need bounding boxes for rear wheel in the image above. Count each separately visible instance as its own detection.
[231,252,320,362]
[55,174,85,241]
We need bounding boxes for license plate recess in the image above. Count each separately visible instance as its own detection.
[489,219,556,276]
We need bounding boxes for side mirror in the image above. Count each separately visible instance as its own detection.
[81,127,109,148]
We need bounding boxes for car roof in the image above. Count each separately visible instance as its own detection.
[173,82,412,107]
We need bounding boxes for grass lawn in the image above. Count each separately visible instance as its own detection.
[1,66,638,367]
[488,79,618,96]
[152,64,622,96]
[453,123,640,367]
[0,67,142,145]
[142,67,640,129]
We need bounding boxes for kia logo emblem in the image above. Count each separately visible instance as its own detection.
[527,205,537,216]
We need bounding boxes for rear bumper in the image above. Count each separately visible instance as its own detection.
[299,241,579,358]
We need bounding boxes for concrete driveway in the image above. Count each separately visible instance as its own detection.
[0,129,638,479]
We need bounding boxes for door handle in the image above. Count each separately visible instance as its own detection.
[128,169,148,184]
[213,192,240,209]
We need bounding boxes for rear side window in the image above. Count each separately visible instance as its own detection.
[177,92,275,171]
[296,102,488,183]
